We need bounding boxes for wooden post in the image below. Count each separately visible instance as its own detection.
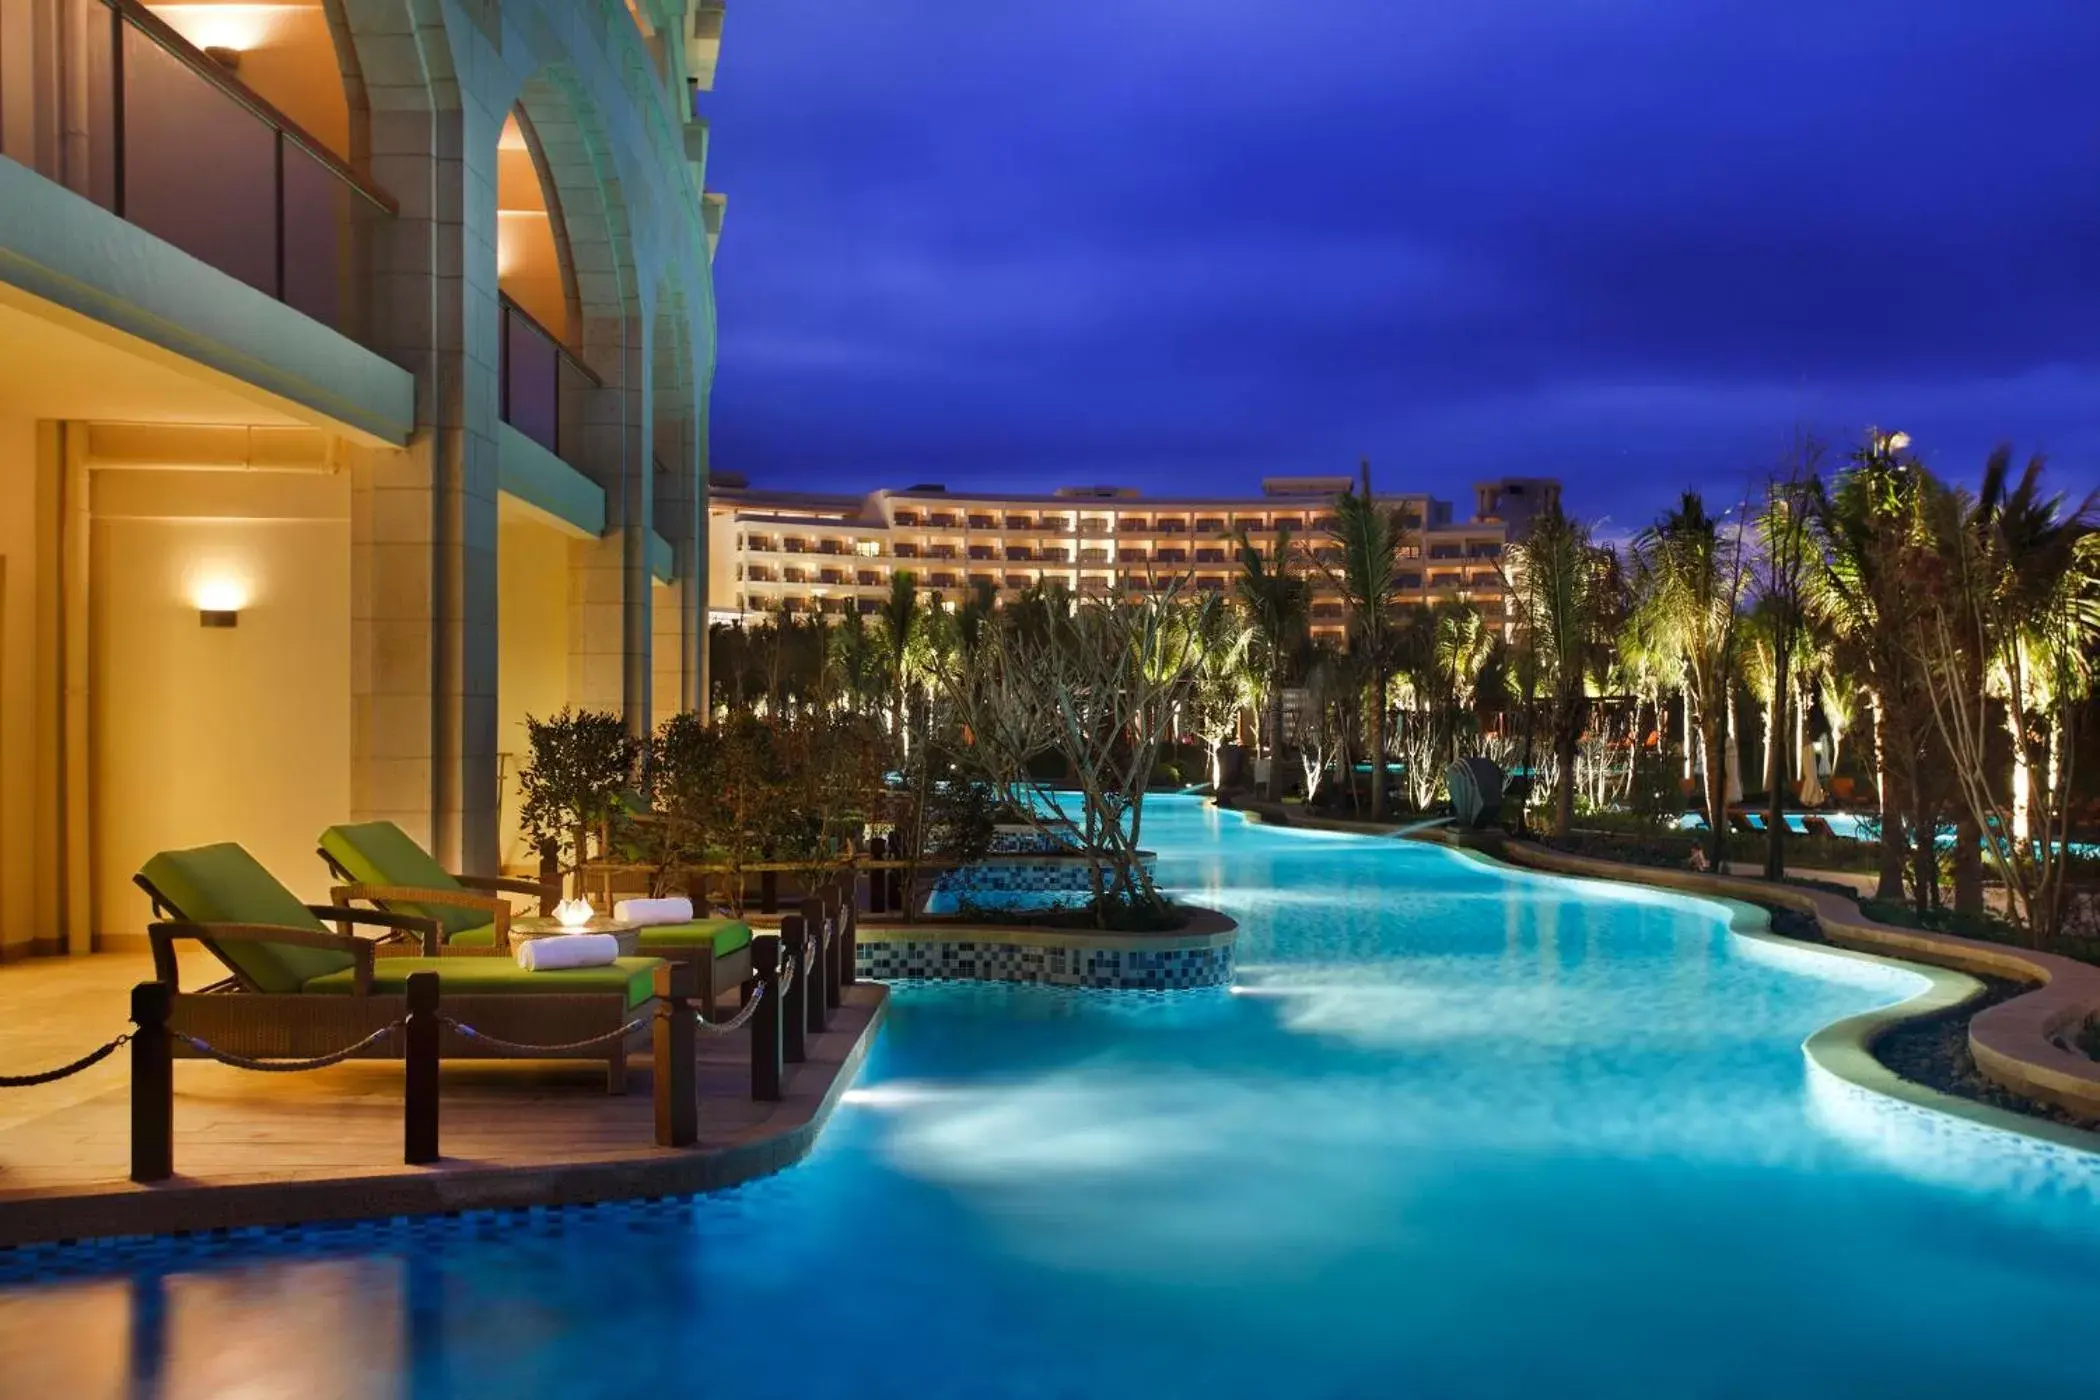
[653,962,698,1147]
[779,913,808,1064]
[129,981,172,1184]
[760,868,779,915]
[800,897,830,1033]
[836,874,858,986]
[821,888,844,1011]
[404,971,440,1165]
[751,933,783,1101]
[868,836,889,913]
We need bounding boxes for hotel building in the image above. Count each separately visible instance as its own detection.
[0,0,725,955]
[707,476,1562,638]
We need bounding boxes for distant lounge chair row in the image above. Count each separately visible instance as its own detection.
[135,823,765,1093]
[1722,811,1837,838]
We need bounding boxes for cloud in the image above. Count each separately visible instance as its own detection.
[703,0,2100,519]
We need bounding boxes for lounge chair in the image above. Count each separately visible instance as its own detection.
[136,842,663,1091]
[321,820,754,1019]
[317,820,553,950]
[1728,812,1760,835]
[1801,814,1837,839]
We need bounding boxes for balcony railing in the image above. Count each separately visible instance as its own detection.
[499,295,600,459]
[55,0,400,340]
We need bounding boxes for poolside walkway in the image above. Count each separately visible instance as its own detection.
[0,949,886,1249]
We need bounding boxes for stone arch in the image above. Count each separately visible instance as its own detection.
[514,65,643,371]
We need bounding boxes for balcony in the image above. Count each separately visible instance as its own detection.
[894,544,920,559]
[927,513,957,528]
[1079,548,1109,564]
[929,572,958,588]
[969,572,997,589]
[1195,549,1226,565]
[1118,519,1151,532]
[967,546,996,561]
[1078,518,1110,535]
[857,571,881,586]
[1156,549,1188,565]
[894,511,921,526]
[967,515,996,529]
[499,297,599,460]
[1194,517,1224,534]
[1004,574,1030,589]
[1039,548,1069,564]
[783,567,809,584]
[1005,547,1033,562]
[1004,516,1033,530]
[50,1,397,344]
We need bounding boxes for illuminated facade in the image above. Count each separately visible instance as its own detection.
[706,476,1562,638]
[0,0,725,953]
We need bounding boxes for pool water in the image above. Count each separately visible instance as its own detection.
[6,796,2100,1398]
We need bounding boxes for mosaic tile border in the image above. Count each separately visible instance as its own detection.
[856,937,1232,990]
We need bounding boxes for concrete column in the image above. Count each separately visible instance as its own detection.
[346,93,501,874]
[568,301,653,737]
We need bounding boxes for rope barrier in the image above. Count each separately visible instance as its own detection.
[0,1033,133,1088]
[695,982,766,1035]
[175,1023,401,1072]
[437,1014,650,1055]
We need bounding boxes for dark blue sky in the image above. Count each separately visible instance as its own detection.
[704,0,2100,531]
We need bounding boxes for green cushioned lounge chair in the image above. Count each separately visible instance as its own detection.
[135,843,663,1092]
[318,821,556,951]
[322,820,754,1019]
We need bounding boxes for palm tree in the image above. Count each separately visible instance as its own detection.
[1633,491,1747,868]
[1503,500,1608,837]
[1322,461,1408,819]
[1909,448,2099,941]
[1808,433,1938,904]
[877,570,921,746]
[1233,521,1310,799]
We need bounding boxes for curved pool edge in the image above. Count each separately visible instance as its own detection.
[1400,829,2100,1148]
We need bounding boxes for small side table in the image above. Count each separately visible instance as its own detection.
[508,916,641,957]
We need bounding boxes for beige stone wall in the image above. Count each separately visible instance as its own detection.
[496,512,575,867]
[0,416,59,957]
[90,466,352,925]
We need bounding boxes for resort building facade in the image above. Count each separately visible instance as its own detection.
[706,475,1562,638]
[0,0,725,956]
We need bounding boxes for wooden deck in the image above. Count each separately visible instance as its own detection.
[0,949,887,1249]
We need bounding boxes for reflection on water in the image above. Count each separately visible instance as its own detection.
[4,795,2099,1399]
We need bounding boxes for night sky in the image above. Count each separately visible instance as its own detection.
[703,1,2100,533]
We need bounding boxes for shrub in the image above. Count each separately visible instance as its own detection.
[517,707,639,895]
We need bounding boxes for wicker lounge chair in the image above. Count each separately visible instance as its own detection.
[1800,814,1837,839]
[136,843,663,1092]
[322,821,755,1019]
[317,820,554,950]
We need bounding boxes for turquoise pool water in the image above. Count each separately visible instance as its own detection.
[6,795,2100,1397]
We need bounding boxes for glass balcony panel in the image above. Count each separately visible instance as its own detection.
[503,309,560,454]
[123,26,279,296]
[281,140,354,331]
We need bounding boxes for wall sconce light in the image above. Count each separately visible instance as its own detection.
[194,578,248,629]
[204,45,242,70]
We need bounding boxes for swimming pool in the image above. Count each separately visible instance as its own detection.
[5,795,2099,1397]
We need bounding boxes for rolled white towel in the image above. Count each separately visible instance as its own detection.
[515,932,620,972]
[613,896,694,927]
